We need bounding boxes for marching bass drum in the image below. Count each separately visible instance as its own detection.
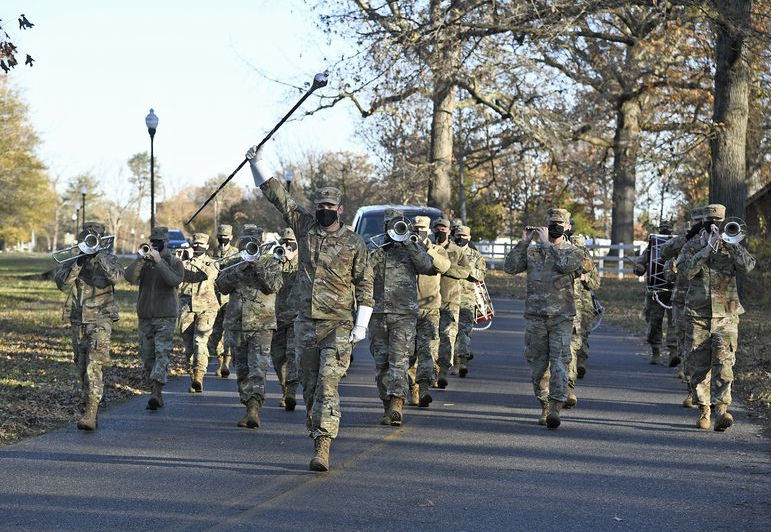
[647,233,674,309]
[472,280,495,331]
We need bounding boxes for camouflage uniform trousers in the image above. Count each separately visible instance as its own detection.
[138,317,175,384]
[207,302,232,359]
[568,313,583,390]
[671,300,692,383]
[524,315,573,403]
[271,321,299,392]
[644,294,676,351]
[71,320,112,401]
[685,315,739,407]
[454,305,475,365]
[178,306,216,374]
[295,318,353,440]
[369,313,417,401]
[233,329,272,404]
[408,308,440,386]
[438,304,460,369]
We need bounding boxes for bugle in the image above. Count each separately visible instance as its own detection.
[137,243,152,258]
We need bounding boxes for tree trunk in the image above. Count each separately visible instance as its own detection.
[709,0,752,219]
[609,95,641,253]
[428,77,455,210]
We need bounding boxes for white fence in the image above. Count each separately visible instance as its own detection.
[476,240,645,280]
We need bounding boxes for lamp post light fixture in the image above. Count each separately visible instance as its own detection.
[284,170,294,192]
[145,108,159,230]
[80,185,87,226]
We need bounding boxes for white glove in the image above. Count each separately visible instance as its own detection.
[245,145,273,187]
[348,305,373,343]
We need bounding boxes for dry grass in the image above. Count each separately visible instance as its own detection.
[0,253,188,445]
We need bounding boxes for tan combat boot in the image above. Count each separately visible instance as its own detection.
[388,396,404,427]
[309,436,331,472]
[649,347,661,365]
[564,391,578,409]
[418,381,432,408]
[77,396,99,431]
[380,399,390,425]
[546,400,563,429]
[245,398,261,429]
[284,383,297,411]
[697,405,711,430]
[714,404,734,432]
[409,384,419,406]
[220,356,231,378]
[538,400,549,426]
[146,381,163,410]
[189,370,203,393]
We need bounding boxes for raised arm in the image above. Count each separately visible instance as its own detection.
[124,258,144,285]
[404,241,436,275]
[426,245,451,274]
[444,248,471,280]
[504,240,528,275]
[54,261,82,292]
[92,252,125,287]
[467,252,486,282]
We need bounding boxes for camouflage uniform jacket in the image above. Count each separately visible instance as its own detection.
[260,178,374,321]
[214,243,234,305]
[685,241,755,318]
[369,240,436,315]
[55,252,124,324]
[504,239,584,318]
[179,254,220,312]
[124,252,184,319]
[573,248,600,314]
[458,245,486,308]
[660,235,687,303]
[216,254,283,331]
[672,236,705,306]
[417,240,452,310]
[275,255,299,325]
[436,240,471,308]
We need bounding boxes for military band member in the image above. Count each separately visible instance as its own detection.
[684,204,755,431]
[216,225,283,429]
[125,226,184,411]
[633,220,676,365]
[209,224,234,378]
[55,221,124,431]
[368,208,435,426]
[408,216,451,408]
[453,225,486,378]
[504,208,583,429]
[271,228,300,411]
[434,218,471,389]
[178,233,219,394]
[247,144,374,473]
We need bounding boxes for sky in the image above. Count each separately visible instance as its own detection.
[2,0,364,201]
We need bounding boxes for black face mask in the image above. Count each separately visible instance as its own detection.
[193,247,206,256]
[218,237,231,247]
[456,237,469,247]
[564,228,574,238]
[283,241,298,252]
[547,223,565,239]
[686,221,704,240]
[417,229,429,241]
[150,240,164,251]
[434,231,447,244]
[316,208,338,227]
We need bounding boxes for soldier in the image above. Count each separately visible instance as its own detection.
[125,226,184,410]
[368,208,435,426]
[247,144,374,472]
[178,233,219,394]
[434,218,471,389]
[633,220,676,365]
[271,228,300,411]
[216,225,283,429]
[453,225,486,378]
[209,224,235,378]
[504,208,583,429]
[55,221,124,431]
[408,216,451,408]
[684,204,755,431]
[566,233,600,406]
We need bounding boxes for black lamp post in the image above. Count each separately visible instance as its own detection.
[80,185,87,225]
[145,108,158,230]
[74,202,81,233]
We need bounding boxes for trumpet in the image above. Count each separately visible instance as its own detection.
[220,241,285,272]
[721,217,746,245]
[137,243,152,258]
[370,219,420,248]
[53,233,115,264]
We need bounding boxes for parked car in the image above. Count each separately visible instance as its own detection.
[166,229,190,251]
[352,205,443,245]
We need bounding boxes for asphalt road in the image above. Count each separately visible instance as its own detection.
[1,298,769,531]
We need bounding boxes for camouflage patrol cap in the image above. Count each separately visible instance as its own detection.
[384,208,405,222]
[703,203,726,221]
[192,233,209,246]
[150,226,170,240]
[413,216,431,229]
[313,186,342,206]
[571,234,587,247]
[241,224,262,237]
[450,219,463,228]
[432,218,451,229]
[217,224,233,237]
[82,220,106,235]
[658,220,673,233]
[456,225,471,238]
[281,228,296,241]
[547,208,571,224]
